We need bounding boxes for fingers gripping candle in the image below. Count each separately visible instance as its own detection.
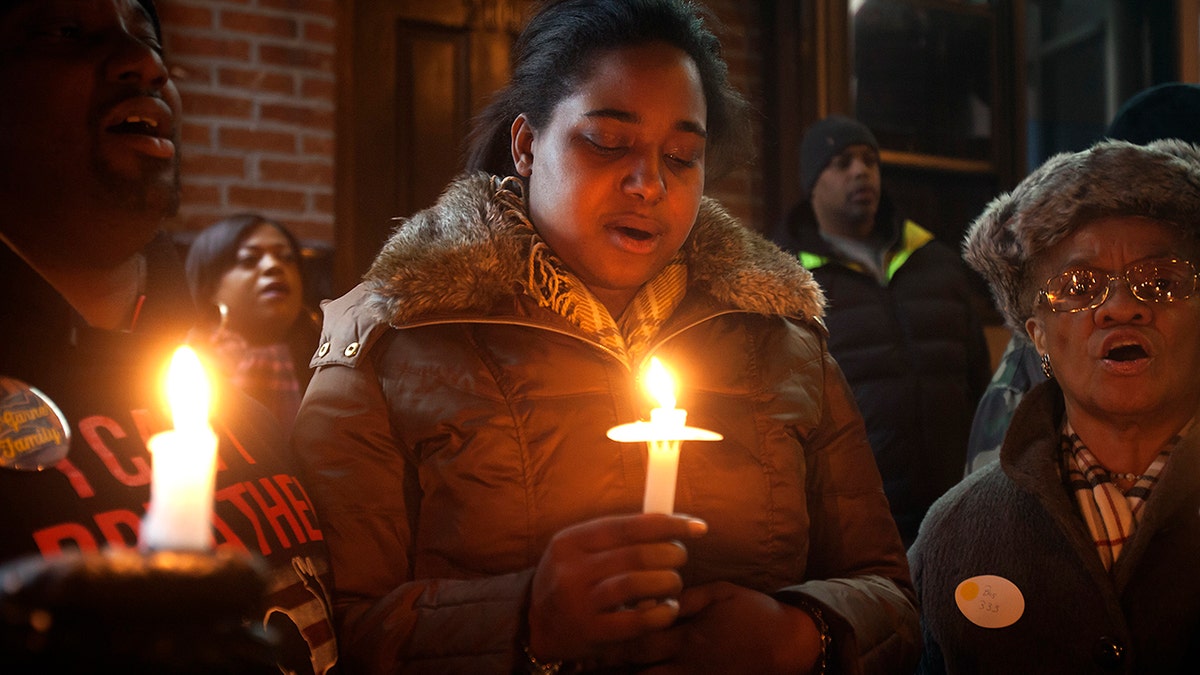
[607,357,722,514]
[140,346,219,551]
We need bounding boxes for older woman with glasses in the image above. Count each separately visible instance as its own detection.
[908,139,1200,673]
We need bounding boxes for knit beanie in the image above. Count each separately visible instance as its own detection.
[1106,82,1200,145]
[962,139,1200,333]
[799,115,879,197]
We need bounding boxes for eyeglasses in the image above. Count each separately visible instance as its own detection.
[1037,257,1199,313]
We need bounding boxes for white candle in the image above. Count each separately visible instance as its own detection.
[140,346,218,551]
[642,434,682,515]
[607,358,721,514]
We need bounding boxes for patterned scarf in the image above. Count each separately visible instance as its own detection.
[204,329,302,434]
[504,183,688,369]
[1060,420,1179,571]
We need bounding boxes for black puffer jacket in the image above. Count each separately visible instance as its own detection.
[772,198,992,545]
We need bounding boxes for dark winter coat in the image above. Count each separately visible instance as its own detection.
[772,199,992,545]
[293,173,920,674]
[909,380,1200,673]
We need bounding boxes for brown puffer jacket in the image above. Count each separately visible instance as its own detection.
[293,173,919,674]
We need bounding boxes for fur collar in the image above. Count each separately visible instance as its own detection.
[362,173,825,326]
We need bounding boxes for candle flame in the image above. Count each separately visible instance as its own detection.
[644,357,676,410]
[165,346,211,435]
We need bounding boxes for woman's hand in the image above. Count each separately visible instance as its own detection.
[526,513,707,664]
[638,581,825,674]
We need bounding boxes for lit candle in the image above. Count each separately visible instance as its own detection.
[140,346,219,551]
[607,357,722,514]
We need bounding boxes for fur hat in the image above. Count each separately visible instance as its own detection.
[799,115,878,197]
[962,138,1200,333]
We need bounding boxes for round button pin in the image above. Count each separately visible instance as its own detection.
[0,376,71,471]
[955,574,1024,629]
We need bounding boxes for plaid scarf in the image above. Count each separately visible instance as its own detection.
[205,329,302,434]
[1060,420,1179,571]
[518,216,688,370]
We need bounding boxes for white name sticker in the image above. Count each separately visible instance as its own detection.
[955,575,1024,628]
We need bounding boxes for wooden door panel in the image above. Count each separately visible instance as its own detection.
[396,26,470,218]
[335,0,531,293]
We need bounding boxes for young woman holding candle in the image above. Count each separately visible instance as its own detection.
[293,0,919,672]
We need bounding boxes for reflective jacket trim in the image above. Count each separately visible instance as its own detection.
[796,219,934,283]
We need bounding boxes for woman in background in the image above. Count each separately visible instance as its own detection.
[186,213,319,433]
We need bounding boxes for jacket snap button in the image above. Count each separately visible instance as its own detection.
[343,342,360,357]
[317,342,330,357]
[1094,636,1124,670]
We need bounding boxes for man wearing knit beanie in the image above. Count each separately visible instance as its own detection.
[769,115,992,547]
[799,114,881,198]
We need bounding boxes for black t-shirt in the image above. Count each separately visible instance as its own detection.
[0,236,337,674]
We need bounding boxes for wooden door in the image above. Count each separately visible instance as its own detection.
[334,0,533,294]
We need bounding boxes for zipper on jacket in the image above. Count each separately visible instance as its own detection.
[395,306,767,373]
[797,219,935,285]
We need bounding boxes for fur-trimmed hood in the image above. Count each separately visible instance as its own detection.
[963,138,1200,333]
[362,172,825,326]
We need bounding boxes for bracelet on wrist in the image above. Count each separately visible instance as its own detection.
[795,598,832,675]
[522,642,564,675]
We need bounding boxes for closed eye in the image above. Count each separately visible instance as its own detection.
[584,137,626,156]
[666,153,699,169]
[35,21,85,41]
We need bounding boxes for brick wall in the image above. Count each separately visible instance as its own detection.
[157,0,766,248]
[157,0,337,245]
[703,0,767,233]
